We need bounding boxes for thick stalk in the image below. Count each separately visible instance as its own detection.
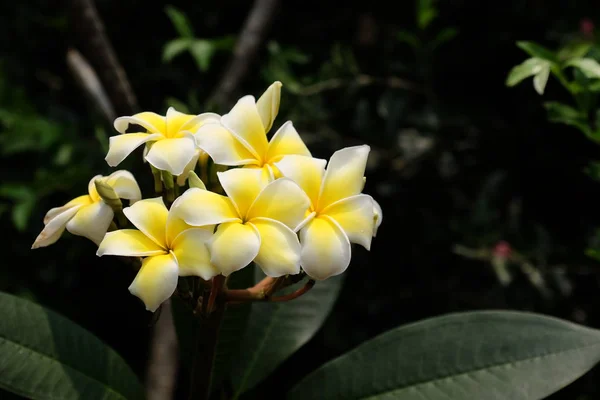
[188,304,225,400]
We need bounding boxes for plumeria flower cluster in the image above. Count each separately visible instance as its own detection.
[33,82,382,312]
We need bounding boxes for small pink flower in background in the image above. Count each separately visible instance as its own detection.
[493,240,512,259]
[580,18,594,38]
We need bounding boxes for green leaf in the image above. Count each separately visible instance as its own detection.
[0,291,144,400]
[430,27,458,49]
[162,38,192,62]
[165,5,194,38]
[287,311,600,400]
[396,31,420,48]
[231,273,343,396]
[189,40,215,72]
[516,41,557,62]
[533,64,550,94]
[506,57,550,88]
[417,0,437,30]
[565,58,600,79]
[544,102,592,138]
[558,41,592,61]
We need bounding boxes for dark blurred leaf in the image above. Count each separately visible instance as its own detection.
[417,0,437,30]
[544,102,592,137]
[189,40,215,72]
[288,311,600,400]
[0,291,144,400]
[231,272,343,396]
[558,41,592,61]
[430,27,458,49]
[162,38,192,62]
[165,5,194,39]
[517,41,557,62]
[396,31,420,48]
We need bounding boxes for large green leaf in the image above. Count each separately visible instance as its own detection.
[565,58,600,79]
[231,273,343,396]
[287,311,600,400]
[506,57,550,91]
[0,291,144,400]
[516,41,557,62]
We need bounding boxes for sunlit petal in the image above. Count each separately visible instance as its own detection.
[318,145,370,210]
[256,81,282,132]
[221,95,268,159]
[32,205,82,249]
[209,222,260,276]
[105,133,163,167]
[114,112,166,134]
[300,216,351,280]
[181,112,221,132]
[274,155,326,207]
[123,197,168,248]
[247,178,310,230]
[266,121,310,163]
[322,194,374,250]
[145,136,197,176]
[217,168,264,219]
[104,170,142,202]
[43,195,92,225]
[65,201,114,245]
[97,229,166,256]
[250,218,301,277]
[172,229,219,279]
[195,123,258,166]
[172,188,239,227]
[129,253,179,312]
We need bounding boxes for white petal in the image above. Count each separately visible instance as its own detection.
[145,137,197,176]
[66,201,114,245]
[209,222,260,276]
[32,205,82,249]
[266,121,310,163]
[171,187,240,227]
[300,216,351,280]
[176,149,200,187]
[256,81,282,132]
[250,218,301,277]
[371,197,383,237]
[105,133,163,167]
[195,122,258,166]
[114,112,166,134]
[274,155,326,207]
[97,229,166,257]
[172,229,219,279]
[105,170,142,202]
[221,95,268,159]
[322,194,375,250]
[43,195,91,225]
[318,145,370,210]
[129,253,179,312]
[181,112,221,132]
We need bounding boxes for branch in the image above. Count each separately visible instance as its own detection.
[294,74,423,96]
[69,0,139,115]
[208,0,280,108]
[146,299,178,400]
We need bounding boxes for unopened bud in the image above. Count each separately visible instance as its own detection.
[188,171,207,190]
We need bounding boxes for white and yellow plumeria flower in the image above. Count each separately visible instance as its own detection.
[97,197,218,312]
[275,145,383,280]
[172,168,310,277]
[195,82,311,182]
[106,107,220,176]
[32,170,141,248]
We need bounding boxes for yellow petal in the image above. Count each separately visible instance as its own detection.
[209,222,260,276]
[246,177,310,230]
[176,149,200,187]
[172,228,219,279]
[65,201,114,245]
[250,218,301,277]
[266,121,310,163]
[217,168,264,219]
[105,133,163,167]
[123,197,168,248]
[195,123,258,166]
[104,170,142,202]
[165,107,197,138]
[318,145,370,210]
[43,195,92,225]
[221,95,268,160]
[180,112,221,133]
[129,253,179,312]
[87,175,102,202]
[97,229,166,256]
[145,136,197,176]
[274,155,326,207]
[299,216,351,280]
[171,187,240,227]
[114,112,166,134]
[322,194,374,250]
[32,205,82,249]
[256,81,282,133]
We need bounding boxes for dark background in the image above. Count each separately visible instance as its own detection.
[2,0,600,398]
